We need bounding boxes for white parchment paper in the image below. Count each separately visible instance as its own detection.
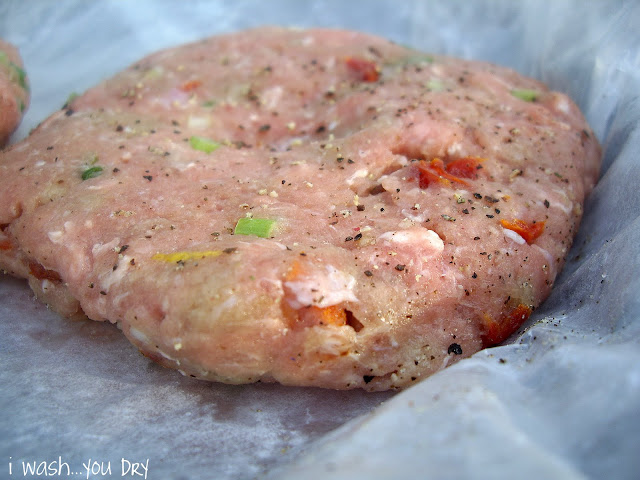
[1,1,638,479]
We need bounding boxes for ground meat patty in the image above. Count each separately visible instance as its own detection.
[0,27,601,390]
[0,39,29,146]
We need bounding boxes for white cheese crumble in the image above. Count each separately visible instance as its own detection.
[129,327,149,344]
[48,231,64,243]
[187,114,211,129]
[284,265,358,309]
[378,228,445,254]
[346,168,369,185]
[502,228,526,245]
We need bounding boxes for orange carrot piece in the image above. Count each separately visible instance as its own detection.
[312,305,347,326]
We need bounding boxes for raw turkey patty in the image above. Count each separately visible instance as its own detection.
[0,27,601,390]
[0,39,29,146]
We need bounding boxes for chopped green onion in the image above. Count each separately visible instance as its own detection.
[404,54,434,65]
[81,166,103,180]
[234,217,276,238]
[142,66,163,81]
[0,52,9,70]
[426,79,445,91]
[85,153,100,165]
[0,51,29,91]
[511,88,539,102]
[189,135,220,154]
[12,63,28,90]
[201,99,217,108]
[63,92,79,109]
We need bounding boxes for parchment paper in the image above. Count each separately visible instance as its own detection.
[1,1,639,479]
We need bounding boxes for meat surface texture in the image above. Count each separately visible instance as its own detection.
[0,39,29,146]
[0,28,601,390]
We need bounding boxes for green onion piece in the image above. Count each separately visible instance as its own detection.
[85,153,99,165]
[234,217,276,238]
[63,92,79,109]
[12,62,28,90]
[189,135,220,154]
[0,52,29,91]
[426,79,445,91]
[81,166,103,180]
[201,100,217,108]
[404,54,434,65]
[511,88,539,102]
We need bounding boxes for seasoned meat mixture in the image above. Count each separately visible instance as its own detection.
[0,39,29,145]
[0,28,601,390]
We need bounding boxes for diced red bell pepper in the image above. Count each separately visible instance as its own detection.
[500,218,545,244]
[179,80,202,92]
[418,158,470,188]
[482,303,532,347]
[445,157,483,179]
[345,57,379,82]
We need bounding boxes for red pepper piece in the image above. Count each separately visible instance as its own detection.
[500,218,545,244]
[482,303,532,347]
[28,261,62,282]
[418,158,470,189]
[179,80,202,92]
[345,57,379,82]
[445,157,483,179]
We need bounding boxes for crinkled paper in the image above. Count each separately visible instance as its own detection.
[1,1,638,479]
